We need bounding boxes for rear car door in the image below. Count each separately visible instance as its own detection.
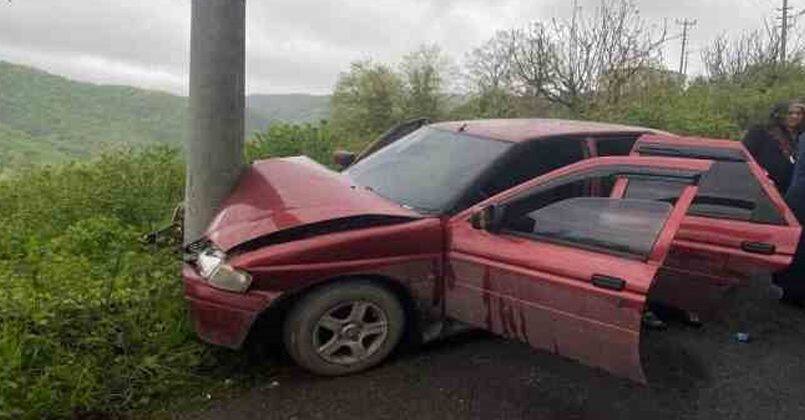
[444,156,711,383]
[626,135,801,312]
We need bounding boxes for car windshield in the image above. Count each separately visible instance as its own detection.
[346,127,512,213]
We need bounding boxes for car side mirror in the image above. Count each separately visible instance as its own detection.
[333,150,356,169]
[470,205,503,232]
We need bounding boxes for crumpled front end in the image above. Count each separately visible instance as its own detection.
[182,264,279,349]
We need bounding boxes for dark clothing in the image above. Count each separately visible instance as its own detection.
[786,132,805,221]
[774,132,805,301]
[742,126,797,192]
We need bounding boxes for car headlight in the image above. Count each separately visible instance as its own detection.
[196,247,253,293]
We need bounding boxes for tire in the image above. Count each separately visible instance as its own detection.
[283,280,405,376]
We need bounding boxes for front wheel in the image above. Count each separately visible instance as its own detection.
[283,281,405,376]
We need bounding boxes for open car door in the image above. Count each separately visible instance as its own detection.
[627,134,801,312]
[444,156,712,383]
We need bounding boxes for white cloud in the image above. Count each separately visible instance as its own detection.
[0,0,788,95]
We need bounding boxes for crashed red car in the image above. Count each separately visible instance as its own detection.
[182,119,800,382]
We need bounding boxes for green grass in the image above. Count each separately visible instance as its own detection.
[0,122,340,418]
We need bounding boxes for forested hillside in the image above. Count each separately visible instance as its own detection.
[0,61,331,171]
[247,93,330,125]
[0,62,186,166]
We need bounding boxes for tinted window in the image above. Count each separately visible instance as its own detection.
[637,143,746,162]
[346,127,512,213]
[516,198,673,260]
[596,137,637,156]
[475,138,585,202]
[625,179,686,204]
[624,162,784,225]
[691,162,783,224]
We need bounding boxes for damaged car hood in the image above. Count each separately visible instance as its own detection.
[205,156,421,251]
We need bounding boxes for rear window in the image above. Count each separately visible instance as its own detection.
[624,162,784,225]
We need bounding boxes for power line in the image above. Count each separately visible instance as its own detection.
[676,19,697,76]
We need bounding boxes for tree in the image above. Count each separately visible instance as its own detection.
[509,0,667,112]
[399,44,450,120]
[702,20,804,81]
[330,60,403,143]
[463,30,521,117]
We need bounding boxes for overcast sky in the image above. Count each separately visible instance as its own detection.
[0,0,795,96]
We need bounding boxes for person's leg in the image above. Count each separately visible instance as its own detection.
[778,133,805,303]
[774,231,805,305]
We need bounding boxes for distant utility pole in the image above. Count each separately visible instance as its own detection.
[185,0,246,244]
[676,19,697,76]
[779,0,791,64]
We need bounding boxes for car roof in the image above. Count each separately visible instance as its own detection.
[429,118,664,143]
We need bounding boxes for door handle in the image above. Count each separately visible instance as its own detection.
[592,274,626,291]
[741,241,776,255]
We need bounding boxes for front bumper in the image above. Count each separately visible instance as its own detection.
[182,264,279,349]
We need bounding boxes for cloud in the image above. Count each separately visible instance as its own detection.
[0,0,782,95]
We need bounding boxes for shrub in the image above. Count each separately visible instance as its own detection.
[245,121,337,166]
[0,127,343,417]
[0,148,209,417]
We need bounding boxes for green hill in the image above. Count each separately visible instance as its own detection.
[247,93,331,126]
[0,61,331,171]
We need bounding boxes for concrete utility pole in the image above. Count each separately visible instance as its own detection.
[185,0,246,244]
[676,19,697,76]
[779,0,791,64]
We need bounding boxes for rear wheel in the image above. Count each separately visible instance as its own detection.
[283,281,405,376]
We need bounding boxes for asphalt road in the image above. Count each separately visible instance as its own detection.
[182,278,805,420]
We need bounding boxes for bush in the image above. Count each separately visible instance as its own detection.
[245,121,337,166]
[581,66,805,140]
[0,148,210,417]
[0,126,342,417]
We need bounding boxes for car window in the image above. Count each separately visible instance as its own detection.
[471,138,585,205]
[596,137,638,156]
[493,165,700,259]
[501,172,622,226]
[516,197,673,260]
[636,142,746,162]
[346,127,512,214]
[624,162,785,225]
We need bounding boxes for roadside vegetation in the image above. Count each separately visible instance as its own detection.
[2,0,805,417]
[0,124,345,417]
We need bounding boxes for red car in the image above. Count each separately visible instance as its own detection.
[182,119,800,383]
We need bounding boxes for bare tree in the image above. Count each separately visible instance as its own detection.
[462,30,522,117]
[702,19,804,80]
[509,0,667,111]
[465,30,517,94]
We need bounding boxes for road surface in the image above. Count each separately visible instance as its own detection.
[182,278,805,419]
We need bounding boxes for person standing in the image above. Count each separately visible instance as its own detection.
[742,102,803,193]
[774,103,805,304]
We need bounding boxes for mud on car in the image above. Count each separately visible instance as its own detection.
[182,119,801,382]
